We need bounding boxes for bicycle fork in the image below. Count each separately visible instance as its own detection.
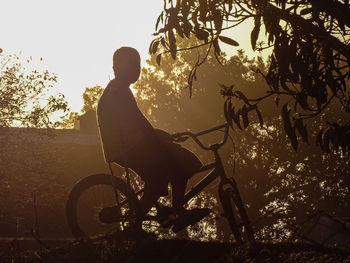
[214,148,256,246]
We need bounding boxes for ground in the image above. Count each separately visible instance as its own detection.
[1,230,350,263]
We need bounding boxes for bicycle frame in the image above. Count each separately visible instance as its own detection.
[116,123,231,208]
[180,123,232,204]
[66,122,255,245]
[106,123,255,245]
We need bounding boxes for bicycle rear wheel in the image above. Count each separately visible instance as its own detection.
[220,182,255,245]
[66,173,140,238]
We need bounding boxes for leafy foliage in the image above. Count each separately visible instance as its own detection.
[63,85,103,129]
[134,43,349,242]
[0,53,70,238]
[81,85,104,114]
[151,0,350,153]
[0,54,68,129]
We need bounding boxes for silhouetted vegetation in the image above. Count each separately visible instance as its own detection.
[0,53,71,238]
[1,232,350,262]
[151,0,350,153]
[1,2,350,260]
[133,39,349,242]
[0,54,68,129]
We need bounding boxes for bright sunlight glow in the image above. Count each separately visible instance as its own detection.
[1,0,260,112]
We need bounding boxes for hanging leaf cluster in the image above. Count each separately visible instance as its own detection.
[222,84,264,131]
[152,0,350,153]
[150,0,240,67]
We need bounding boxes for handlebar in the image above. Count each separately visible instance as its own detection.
[172,123,230,151]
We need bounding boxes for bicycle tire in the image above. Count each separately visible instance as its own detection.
[220,187,244,244]
[220,183,255,245]
[66,173,140,238]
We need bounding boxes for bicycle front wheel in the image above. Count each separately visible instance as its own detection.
[66,173,140,238]
[220,183,255,245]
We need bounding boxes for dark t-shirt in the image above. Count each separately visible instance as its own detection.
[97,78,155,162]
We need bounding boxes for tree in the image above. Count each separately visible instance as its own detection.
[136,39,349,242]
[62,85,103,129]
[0,53,68,129]
[151,0,350,153]
[0,53,71,237]
[81,85,104,114]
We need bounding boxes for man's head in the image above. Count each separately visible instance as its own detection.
[113,47,141,84]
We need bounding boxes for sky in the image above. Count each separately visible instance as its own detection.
[1,0,263,112]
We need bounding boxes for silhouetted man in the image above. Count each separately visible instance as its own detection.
[97,47,209,232]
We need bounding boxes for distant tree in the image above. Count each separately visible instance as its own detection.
[63,85,103,129]
[151,0,350,153]
[0,54,69,129]
[135,41,349,242]
[0,53,71,236]
[81,85,104,114]
[135,37,267,135]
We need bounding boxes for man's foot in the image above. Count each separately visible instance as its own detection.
[157,205,178,228]
[172,208,211,233]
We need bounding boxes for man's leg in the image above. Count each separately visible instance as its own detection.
[165,143,211,232]
[136,185,159,218]
[171,171,188,210]
[166,143,202,209]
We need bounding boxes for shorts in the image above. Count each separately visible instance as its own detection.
[114,137,202,196]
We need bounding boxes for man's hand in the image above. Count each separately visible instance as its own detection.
[154,129,174,142]
[171,132,189,142]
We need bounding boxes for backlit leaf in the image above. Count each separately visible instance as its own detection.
[218,36,239,46]
[156,54,162,66]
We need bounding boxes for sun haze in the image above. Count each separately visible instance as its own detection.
[1,0,261,112]
[0,0,164,112]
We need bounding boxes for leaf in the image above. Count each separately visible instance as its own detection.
[155,12,163,31]
[195,28,209,41]
[228,0,233,12]
[151,40,160,54]
[175,25,184,38]
[156,54,162,66]
[282,104,298,151]
[149,39,158,54]
[218,36,239,46]
[199,0,208,23]
[256,108,264,128]
[230,107,242,130]
[282,106,292,136]
[161,38,168,48]
[181,1,190,17]
[183,20,192,38]
[251,16,260,51]
[213,9,223,34]
[168,30,177,59]
[300,8,313,16]
[241,105,249,128]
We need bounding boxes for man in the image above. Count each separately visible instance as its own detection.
[97,47,209,232]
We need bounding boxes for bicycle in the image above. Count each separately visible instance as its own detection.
[66,123,255,245]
